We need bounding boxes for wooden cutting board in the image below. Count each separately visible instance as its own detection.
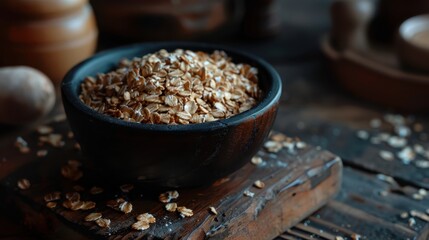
[0,117,342,240]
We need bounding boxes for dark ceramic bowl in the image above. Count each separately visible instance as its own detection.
[61,42,281,187]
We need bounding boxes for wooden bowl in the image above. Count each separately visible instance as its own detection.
[397,14,429,73]
[322,36,429,112]
[61,42,282,187]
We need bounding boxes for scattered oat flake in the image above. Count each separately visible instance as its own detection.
[39,134,64,148]
[63,200,84,210]
[132,220,150,231]
[90,186,104,195]
[81,201,96,210]
[95,218,111,228]
[410,210,429,222]
[119,201,133,214]
[15,137,30,154]
[335,236,345,240]
[253,180,265,189]
[376,174,396,184]
[400,212,409,219]
[397,147,415,164]
[395,125,411,137]
[177,206,193,218]
[251,156,263,165]
[17,178,31,190]
[419,188,427,196]
[264,141,282,153]
[370,118,381,128]
[46,202,57,209]
[106,198,125,209]
[271,133,288,142]
[159,190,179,203]
[412,193,424,200]
[388,136,407,148]
[356,130,369,140]
[165,203,177,212]
[44,191,61,202]
[36,125,53,135]
[351,234,361,240]
[120,184,134,193]
[408,217,416,227]
[36,149,48,157]
[296,141,307,149]
[66,192,81,202]
[243,190,255,197]
[136,213,156,223]
[85,212,102,222]
[379,190,388,196]
[209,207,218,215]
[379,150,394,161]
[415,160,429,168]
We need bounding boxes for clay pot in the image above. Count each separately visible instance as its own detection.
[0,0,98,83]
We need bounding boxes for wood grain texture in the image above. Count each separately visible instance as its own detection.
[0,120,341,239]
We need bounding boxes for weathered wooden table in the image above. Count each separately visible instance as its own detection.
[1,0,428,239]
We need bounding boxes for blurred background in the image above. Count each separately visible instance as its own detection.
[0,0,428,127]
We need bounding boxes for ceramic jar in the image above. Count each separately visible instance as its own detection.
[0,0,98,83]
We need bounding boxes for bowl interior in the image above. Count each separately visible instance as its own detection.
[399,14,429,49]
[62,42,282,131]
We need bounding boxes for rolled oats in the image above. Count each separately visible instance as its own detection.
[243,190,255,197]
[253,180,265,189]
[95,218,111,228]
[85,212,102,222]
[39,134,65,148]
[251,156,263,165]
[46,202,57,209]
[136,213,156,223]
[177,206,193,218]
[89,186,104,195]
[17,178,31,190]
[81,201,96,210]
[119,201,133,214]
[133,213,156,231]
[15,137,30,154]
[65,192,81,202]
[209,206,218,215]
[44,191,61,202]
[132,220,150,231]
[80,49,261,124]
[36,149,48,157]
[36,125,53,135]
[159,190,179,203]
[165,203,177,212]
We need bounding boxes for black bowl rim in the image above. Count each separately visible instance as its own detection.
[61,41,282,132]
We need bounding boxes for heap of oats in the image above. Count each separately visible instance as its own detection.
[80,49,261,124]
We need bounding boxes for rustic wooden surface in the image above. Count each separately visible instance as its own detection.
[0,120,341,240]
[1,0,429,239]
